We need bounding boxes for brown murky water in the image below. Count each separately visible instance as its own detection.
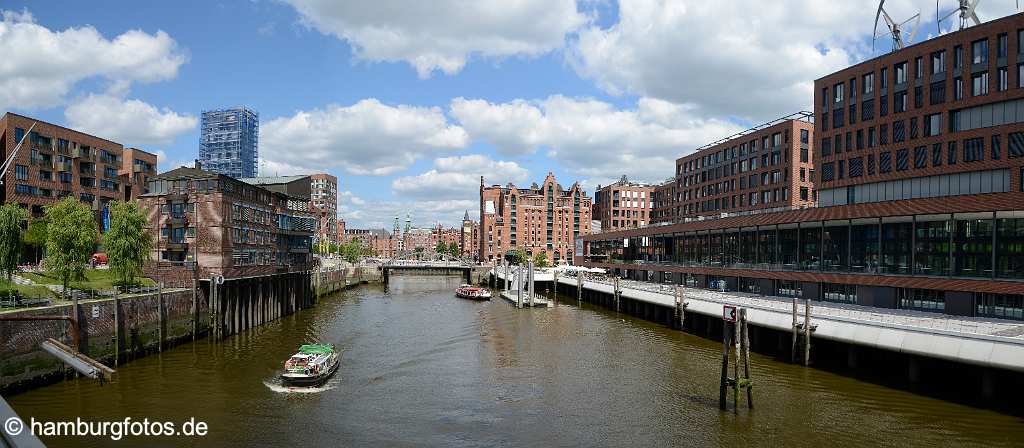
[7,274,1024,447]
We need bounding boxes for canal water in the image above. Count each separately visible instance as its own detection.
[8,275,1024,447]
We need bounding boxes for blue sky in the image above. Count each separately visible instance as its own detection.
[2,0,1018,228]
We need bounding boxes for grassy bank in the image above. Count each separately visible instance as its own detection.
[20,269,155,291]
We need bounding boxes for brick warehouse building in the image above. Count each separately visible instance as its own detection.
[140,165,315,282]
[480,173,592,265]
[580,13,1024,321]
[592,175,655,231]
[0,112,158,222]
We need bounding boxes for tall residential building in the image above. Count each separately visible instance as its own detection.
[479,172,592,265]
[592,175,655,231]
[580,12,1024,322]
[309,173,338,245]
[1,112,157,224]
[199,107,259,179]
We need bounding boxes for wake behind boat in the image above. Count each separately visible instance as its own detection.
[281,344,340,387]
[455,284,492,300]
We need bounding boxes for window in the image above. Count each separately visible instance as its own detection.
[915,57,923,79]
[955,217,993,277]
[880,94,889,116]
[954,77,964,100]
[14,165,28,180]
[895,62,907,84]
[924,113,941,136]
[948,141,957,165]
[910,117,918,140]
[850,78,857,99]
[893,120,905,143]
[862,98,875,120]
[954,45,963,69]
[931,50,946,74]
[849,157,863,177]
[930,80,946,105]
[863,72,874,94]
[914,85,923,109]
[972,39,988,65]
[963,137,984,162]
[992,134,1001,160]
[856,129,864,150]
[914,146,927,169]
[998,67,1008,91]
[895,148,908,171]
[933,143,943,167]
[1009,132,1024,158]
[998,33,1008,59]
[822,283,857,304]
[822,137,832,156]
[892,90,909,112]
[868,127,877,147]
[879,151,892,173]
[996,217,1024,279]
[800,129,809,144]
[972,72,988,96]
[1020,64,1024,88]
[834,83,844,103]
[899,288,945,313]
[976,294,1024,321]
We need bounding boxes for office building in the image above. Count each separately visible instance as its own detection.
[199,107,259,179]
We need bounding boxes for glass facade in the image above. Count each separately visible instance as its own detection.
[586,212,1024,281]
[200,107,260,179]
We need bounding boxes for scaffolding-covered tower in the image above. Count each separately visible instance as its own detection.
[199,106,259,179]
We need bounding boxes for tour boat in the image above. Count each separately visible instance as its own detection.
[455,284,492,300]
[280,344,340,387]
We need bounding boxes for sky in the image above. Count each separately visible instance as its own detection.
[2,0,1019,229]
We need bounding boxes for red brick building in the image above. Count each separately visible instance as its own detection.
[461,211,480,260]
[672,113,816,222]
[479,172,592,265]
[650,178,677,224]
[1,112,157,222]
[592,175,655,231]
[140,165,315,281]
[581,13,1024,320]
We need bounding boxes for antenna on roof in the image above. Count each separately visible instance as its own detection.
[873,0,921,52]
[936,0,982,33]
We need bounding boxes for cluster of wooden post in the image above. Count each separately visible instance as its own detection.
[576,273,583,302]
[719,308,753,412]
[791,297,812,366]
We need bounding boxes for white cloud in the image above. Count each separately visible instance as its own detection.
[0,9,187,111]
[391,154,529,199]
[450,95,741,182]
[283,0,589,77]
[65,92,197,147]
[568,0,1021,121]
[154,149,193,173]
[260,99,469,176]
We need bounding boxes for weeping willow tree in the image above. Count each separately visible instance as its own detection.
[44,197,96,296]
[0,203,27,282]
[104,201,152,289]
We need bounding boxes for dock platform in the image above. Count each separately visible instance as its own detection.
[499,291,551,308]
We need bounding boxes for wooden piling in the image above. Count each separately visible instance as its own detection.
[613,277,620,312]
[803,297,811,366]
[790,297,798,363]
[577,273,583,302]
[719,319,731,410]
[157,282,165,352]
[740,308,753,409]
[733,317,740,414]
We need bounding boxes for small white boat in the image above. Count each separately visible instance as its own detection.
[280,344,340,387]
[455,284,492,300]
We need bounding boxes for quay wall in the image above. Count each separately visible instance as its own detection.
[1,266,381,394]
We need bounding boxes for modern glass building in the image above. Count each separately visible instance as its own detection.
[199,107,259,179]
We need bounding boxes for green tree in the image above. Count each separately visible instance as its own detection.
[341,240,365,263]
[23,217,47,265]
[448,241,460,258]
[104,201,152,289]
[0,204,27,282]
[505,248,527,265]
[532,251,549,268]
[328,242,339,255]
[44,197,97,296]
[434,240,447,254]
